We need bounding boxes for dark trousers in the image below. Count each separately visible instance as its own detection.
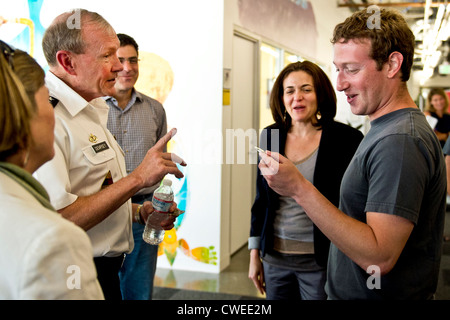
[94,254,125,300]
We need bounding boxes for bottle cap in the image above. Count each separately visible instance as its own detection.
[162,179,172,187]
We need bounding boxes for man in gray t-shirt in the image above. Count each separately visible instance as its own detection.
[326,108,445,299]
[257,8,446,300]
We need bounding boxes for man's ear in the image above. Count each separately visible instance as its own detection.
[55,50,77,75]
[387,51,403,79]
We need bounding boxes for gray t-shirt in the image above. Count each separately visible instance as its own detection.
[326,108,446,300]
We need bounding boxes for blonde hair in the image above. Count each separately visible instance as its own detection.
[0,47,45,161]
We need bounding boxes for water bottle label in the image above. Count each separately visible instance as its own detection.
[152,195,172,213]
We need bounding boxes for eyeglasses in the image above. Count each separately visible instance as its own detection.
[0,40,16,70]
[118,57,139,65]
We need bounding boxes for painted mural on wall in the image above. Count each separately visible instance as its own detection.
[0,0,218,268]
[238,0,317,57]
[136,57,216,266]
[0,0,46,68]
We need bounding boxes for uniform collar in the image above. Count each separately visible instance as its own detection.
[45,72,109,117]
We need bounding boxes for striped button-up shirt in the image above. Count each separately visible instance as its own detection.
[105,90,167,195]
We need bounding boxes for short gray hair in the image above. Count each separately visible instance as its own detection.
[42,8,114,66]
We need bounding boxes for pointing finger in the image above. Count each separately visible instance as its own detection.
[153,128,177,151]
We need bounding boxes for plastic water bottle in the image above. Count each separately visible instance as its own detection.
[143,179,174,245]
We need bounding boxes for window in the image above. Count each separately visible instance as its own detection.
[259,43,304,129]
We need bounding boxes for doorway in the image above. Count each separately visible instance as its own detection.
[229,33,259,254]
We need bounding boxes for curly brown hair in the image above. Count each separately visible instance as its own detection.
[331,7,415,82]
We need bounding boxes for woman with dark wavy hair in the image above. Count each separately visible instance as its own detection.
[248,60,363,300]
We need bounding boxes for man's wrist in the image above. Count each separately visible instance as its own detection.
[134,204,145,225]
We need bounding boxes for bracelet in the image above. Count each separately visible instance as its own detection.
[134,204,145,225]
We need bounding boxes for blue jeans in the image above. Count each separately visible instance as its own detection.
[119,196,158,300]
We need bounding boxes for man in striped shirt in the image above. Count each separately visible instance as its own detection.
[106,33,167,300]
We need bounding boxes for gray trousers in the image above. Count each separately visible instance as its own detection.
[262,261,327,300]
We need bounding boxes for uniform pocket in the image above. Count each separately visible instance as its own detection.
[82,143,116,165]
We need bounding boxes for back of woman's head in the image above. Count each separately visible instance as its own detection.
[0,43,45,161]
[270,60,336,129]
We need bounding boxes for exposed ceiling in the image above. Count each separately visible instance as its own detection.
[337,0,450,88]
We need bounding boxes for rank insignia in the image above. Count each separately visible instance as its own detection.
[89,133,98,143]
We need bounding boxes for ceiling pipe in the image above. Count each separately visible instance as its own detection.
[337,1,443,8]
